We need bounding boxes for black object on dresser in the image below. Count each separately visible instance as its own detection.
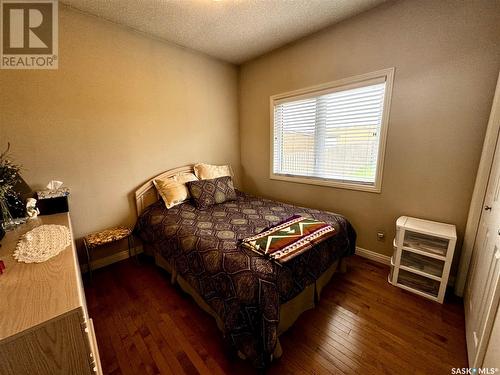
[37,196,69,215]
[36,188,70,215]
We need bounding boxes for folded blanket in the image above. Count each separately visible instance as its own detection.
[241,215,335,263]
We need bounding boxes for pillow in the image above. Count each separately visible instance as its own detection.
[193,163,232,180]
[187,176,236,209]
[153,172,198,209]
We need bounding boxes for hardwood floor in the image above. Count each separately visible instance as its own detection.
[84,255,467,374]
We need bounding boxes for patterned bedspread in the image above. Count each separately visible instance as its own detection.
[135,191,356,367]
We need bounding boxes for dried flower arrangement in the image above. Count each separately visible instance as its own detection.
[0,143,26,229]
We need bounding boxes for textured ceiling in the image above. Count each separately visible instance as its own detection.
[62,0,385,64]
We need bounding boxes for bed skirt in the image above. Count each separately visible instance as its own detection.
[148,243,345,360]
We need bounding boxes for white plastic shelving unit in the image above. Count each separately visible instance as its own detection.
[389,216,457,303]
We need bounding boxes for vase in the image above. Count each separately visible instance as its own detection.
[0,197,15,230]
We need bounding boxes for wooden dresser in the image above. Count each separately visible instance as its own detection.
[0,213,102,375]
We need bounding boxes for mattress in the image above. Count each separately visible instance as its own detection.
[135,190,356,367]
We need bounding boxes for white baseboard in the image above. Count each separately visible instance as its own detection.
[355,246,391,265]
[354,247,458,288]
[80,246,143,273]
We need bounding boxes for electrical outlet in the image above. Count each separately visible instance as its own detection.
[377,231,385,240]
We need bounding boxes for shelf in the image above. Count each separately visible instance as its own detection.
[401,245,446,261]
[403,230,449,257]
[389,271,438,301]
[395,282,439,302]
[400,250,444,279]
[396,216,457,239]
[399,265,442,281]
[397,269,440,298]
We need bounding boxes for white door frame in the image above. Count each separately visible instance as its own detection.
[456,72,500,296]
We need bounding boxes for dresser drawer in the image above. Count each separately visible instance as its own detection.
[87,319,103,374]
[0,309,94,375]
[82,318,103,375]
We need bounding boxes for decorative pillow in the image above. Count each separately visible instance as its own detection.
[153,172,198,209]
[193,163,232,180]
[187,176,236,209]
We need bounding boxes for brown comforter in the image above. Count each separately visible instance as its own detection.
[135,191,356,368]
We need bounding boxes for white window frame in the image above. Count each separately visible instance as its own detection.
[269,67,395,193]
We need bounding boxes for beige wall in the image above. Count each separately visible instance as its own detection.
[239,0,500,259]
[2,1,500,267]
[0,7,239,247]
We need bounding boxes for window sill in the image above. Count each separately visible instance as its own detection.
[269,173,382,193]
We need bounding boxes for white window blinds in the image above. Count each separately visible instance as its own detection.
[273,76,389,189]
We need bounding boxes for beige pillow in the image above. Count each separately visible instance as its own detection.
[194,163,233,180]
[153,172,198,209]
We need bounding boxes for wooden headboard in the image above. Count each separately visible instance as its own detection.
[134,165,194,217]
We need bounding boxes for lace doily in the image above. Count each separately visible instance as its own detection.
[14,224,71,263]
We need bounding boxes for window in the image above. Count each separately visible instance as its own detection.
[271,68,394,193]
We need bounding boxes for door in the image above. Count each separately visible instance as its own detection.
[457,73,500,297]
[464,127,500,367]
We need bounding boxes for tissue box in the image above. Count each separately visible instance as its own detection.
[36,188,70,215]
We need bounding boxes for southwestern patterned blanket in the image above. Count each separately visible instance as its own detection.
[135,191,356,368]
[241,215,335,263]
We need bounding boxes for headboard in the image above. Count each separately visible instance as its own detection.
[134,165,194,217]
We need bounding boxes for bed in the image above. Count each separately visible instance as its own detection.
[134,165,356,368]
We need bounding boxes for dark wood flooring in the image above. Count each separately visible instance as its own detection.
[84,255,468,374]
